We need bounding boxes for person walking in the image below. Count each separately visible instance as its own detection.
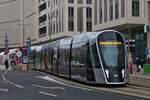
[140,58,144,68]
[135,57,140,72]
[3,52,9,69]
[128,53,133,74]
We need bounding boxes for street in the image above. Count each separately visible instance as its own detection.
[0,70,146,100]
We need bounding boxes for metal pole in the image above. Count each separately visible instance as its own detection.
[21,0,25,47]
[48,14,51,40]
[23,0,25,47]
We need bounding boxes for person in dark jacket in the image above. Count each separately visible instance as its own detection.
[135,57,140,72]
[140,58,144,68]
[3,52,9,69]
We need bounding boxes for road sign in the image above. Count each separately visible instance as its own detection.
[16,50,22,57]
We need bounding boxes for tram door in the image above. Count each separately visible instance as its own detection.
[86,42,95,82]
[52,46,59,74]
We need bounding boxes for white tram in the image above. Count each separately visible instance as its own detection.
[32,30,129,85]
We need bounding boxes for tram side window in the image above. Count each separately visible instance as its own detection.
[87,43,93,68]
[72,42,87,68]
[47,48,52,70]
[59,45,70,68]
[91,43,101,68]
[53,47,58,67]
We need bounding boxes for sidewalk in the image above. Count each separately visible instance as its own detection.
[130,65,150,80]
[0,64,12,71]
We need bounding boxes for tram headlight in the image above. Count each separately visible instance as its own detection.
[105,69,109,78]
[122,69,125,78]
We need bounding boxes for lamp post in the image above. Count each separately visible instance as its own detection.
[21,0,25,47]
[0,28,9,52]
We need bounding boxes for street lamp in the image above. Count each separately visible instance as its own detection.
[21,0,25,47]
[0,28,9,52]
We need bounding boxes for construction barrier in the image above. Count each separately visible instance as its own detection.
[13,64,27,71]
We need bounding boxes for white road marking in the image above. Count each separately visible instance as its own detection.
[32,84,65,90]
[37,76,93,91]
[2,70,13,84]
[1,70,25,89]
[0,88,8,92]
[14,84,25,89]
[38,91,57,97]
[0,80,7,84]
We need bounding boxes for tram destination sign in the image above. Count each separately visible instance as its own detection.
[99,41,122,45]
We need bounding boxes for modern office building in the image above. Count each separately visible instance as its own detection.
[0,0,38,51]
[93,0,150,60]
[0,0,150,61]
[37,0,93,43]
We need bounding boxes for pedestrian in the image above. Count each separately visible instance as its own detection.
[128,53,133,74]
[135,57,140,72]
[147,57,150,64]
[3,52,10,69]
[10,54,16,66]
[140,58,144,68]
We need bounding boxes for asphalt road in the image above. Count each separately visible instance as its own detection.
[0,70,145,100]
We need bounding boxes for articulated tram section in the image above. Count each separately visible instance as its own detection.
[0,31,150,99]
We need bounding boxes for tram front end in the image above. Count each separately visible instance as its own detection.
[97,31,128,84]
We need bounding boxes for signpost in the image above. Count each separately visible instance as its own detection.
[16,50,22,58]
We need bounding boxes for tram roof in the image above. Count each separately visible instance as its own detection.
[61,30,120,43]
[35,30,121,50]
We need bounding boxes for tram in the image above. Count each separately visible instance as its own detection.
[31,30,129,85]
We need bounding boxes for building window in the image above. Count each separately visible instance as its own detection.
[68,7,74,31]
[77,7,83,32]
[86,7,92,18]
[39,14,47,26]
[68,7,74,17]
[53,23,55,34]
[39,26,47,37]
[132,0,140,16]
[115,0,119,19]
[109,0,113,21]
[99,0,102,24]
[56,22,59,33]
[121,0,125,17]
[104,0,107,22]
[86,7,92,32]
[39,3,46,12]
[86,0,92,4]
[94,0,97,25]
[87,21,92,32]
[77,0,83,4]
[68,0,74,3]
[68,21,74,31]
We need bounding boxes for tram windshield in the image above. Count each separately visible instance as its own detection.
[97,31,125,69]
